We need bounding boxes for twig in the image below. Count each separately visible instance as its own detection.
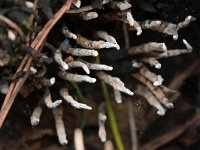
[0,71,29,127]
[128,100,138,150]
[122,23,130,49]
[101,81,125,150]
[168,59,200,90]
[140,113,200,150]
[0,0,72,128]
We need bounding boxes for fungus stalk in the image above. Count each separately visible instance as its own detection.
[74,128,85,150]
[63,48,98,57]
[97,71,133,96]
[30,100,43,126]
[53,106,68,145]
[57,71,96,83]
[43,87,62,109]
[98,103,107,142]
[60,88,92,110]
[76,34,120,50]
[113,89,122,103]
[68,61,90,74]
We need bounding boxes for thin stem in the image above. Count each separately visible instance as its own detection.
[97,55,124,150]
[0,14,26,40]
[128,100,138,150]
[70,82,88,129]
[101,81,125,150]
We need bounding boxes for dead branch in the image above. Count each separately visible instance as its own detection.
[140,113,200,150]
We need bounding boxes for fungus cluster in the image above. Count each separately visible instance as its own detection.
[0,0,196,147]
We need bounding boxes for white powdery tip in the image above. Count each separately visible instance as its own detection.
[114,89,122,103]
[185,15,196,22]
[116,99,122,103]
[117,1,132,11]
[84,68,90,74]
[132,61,142,68]
[93,51,99,56]
[30,117,39,126]
[100,65,113,71]
[108,66,113,70]
[73,0,81,8]
[96,31,118,44]
[49,100,62,108]
[0,83,9,94]
[173,34,178,40]
[155,21,161,25]
[89,78,97,83]
[61,62,69,70]
[99,114,107,121]
[153,75,164,86]
[124,89,134,96]
[187,15,192,20]
[153,81,161,86]
[163,98,174,108]
[79,75,96,83]
[108,37,117,44]
[113,43,120,50]
[30,67,37,74]
[78,103,92,110]
[86,12,98,18]
[151,60,161,69]
[167,103,174,108]
[97,72,133,96]
[116,44,120,50]
[8,30,16,41]
[162,43,168,51]
[127,12,134,26]
[60,139,68,145]
[155,64,161,69]
[101,42,120,49]
[100,135,106,142]
[136,28,142,35]
[25,1,34,8]
[183,39,193,50]
[71,34,77,40]
[69,61,90,74]
[71,100,92,110]
[99,126,107,142]
[63,95,92,110]
[157,110,165,116]
[50,77,56,85]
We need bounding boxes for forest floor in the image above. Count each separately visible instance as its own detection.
[0,0,200,149]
